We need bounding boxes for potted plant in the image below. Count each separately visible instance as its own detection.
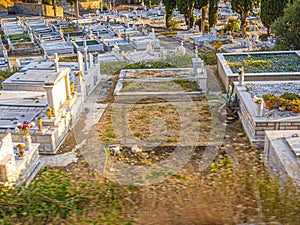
[279,92,300,111]
[277,97,288,111]
[253,96,263,117]
[262,94,277,110]
[280,92,300,100]
[291,99,300,113]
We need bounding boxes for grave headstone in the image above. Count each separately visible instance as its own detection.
[88,53,93,68]
[177,41,186,56]
[195,45,198,59]
[54,53,59,72]
[77,51,84,74]
[83,39,88,72]
[146,41,154,55]
[150,28,156,39]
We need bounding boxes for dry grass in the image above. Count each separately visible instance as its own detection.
[96,98,211,146]
[121,80,199,93]
[123,69,192,79]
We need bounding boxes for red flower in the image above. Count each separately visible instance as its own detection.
[22,126,27,130]
[17,125,21,129]
[24,120,29,124]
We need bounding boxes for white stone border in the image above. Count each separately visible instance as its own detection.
[114,68,204,96]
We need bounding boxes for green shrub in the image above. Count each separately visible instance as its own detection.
[0,69,17,88]
[168,20,178,29]
[102,3,108,11]
[224,18,240,32]
[0,169,126,224]
[199,52,217,65]
[204,23,210,32]
[280,92,300,100]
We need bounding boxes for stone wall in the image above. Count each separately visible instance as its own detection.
[9,3,63,17]
[80,1,102,11]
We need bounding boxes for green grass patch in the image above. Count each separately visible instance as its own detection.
[199,52,217,65]
[8,32,29,40]
[0,168,127,224]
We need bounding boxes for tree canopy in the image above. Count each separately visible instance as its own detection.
[272,0,300,50]
[176,0,196,29]
[208,0,218,28]
[231,0,259,36]
[66,0,80,18]
[260,0,291,35]
[162,0,177,28]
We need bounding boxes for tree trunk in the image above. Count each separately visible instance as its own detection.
[52,0,57,17]
[75,0,80,19]
[201,5,208,32]
[241,12,248,37]
[187,7,194,29]
[165,9,174,28]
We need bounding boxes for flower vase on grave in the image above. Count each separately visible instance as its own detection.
[74,71,83,86]
[36,117,43,132]
[255,103,264,117]
[15,120,35,151]
[16,144,25,159]
[70,82,75,95]
[238,67,244,86]
[46,107,53,119]
[24,135,32,151]
[92,53,98,64]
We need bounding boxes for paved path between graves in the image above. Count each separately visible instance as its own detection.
[40,76,111,167]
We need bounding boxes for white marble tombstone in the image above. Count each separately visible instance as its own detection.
[150,28,156,39]
[177,42,186,56]
[146,41,154,55]
[77,51,84,74]
[54,53,59,72]
[88,53,93,68]
[83,39,88,72]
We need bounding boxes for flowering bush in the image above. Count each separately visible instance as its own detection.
[15,120,35,136]
[291,99,300,112]
[262,94,277,103]
[253,96,263,105]
[74,71,83,76]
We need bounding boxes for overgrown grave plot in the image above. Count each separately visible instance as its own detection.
[114,68,204,96]
[95,66,228,166]
[96,95,212,166]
